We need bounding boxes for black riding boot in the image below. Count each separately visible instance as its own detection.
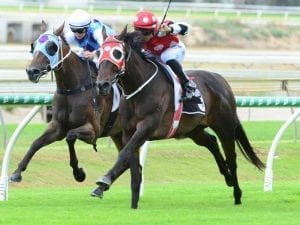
[166,59,196,100]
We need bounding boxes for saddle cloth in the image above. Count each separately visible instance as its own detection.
[159,62,206,115]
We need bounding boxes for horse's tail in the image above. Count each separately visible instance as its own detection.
[235,120,265,170]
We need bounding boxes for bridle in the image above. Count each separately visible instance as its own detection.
[98,35,130,83]
[31,30,98,96]
[98,35,158,100]
[31,30,71,77]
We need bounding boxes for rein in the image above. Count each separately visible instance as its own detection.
[53,38,97,96]
[122,59,158,100]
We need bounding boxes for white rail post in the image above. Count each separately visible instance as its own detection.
[264,110,300,192]
[0,105,42,201]
[0,110,7,149]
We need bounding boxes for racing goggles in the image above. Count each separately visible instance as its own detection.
[71,28,87,34]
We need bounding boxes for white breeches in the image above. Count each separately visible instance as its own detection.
[160,41,186,64]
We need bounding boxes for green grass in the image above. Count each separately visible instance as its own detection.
[1,182,300,225]
[0,121,299,224]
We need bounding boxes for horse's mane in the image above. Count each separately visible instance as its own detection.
[58,32,70,47]
[123,31,146,59]
[61,35,68,46]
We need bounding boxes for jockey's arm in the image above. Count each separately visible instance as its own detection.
[82,50,96,59]
[80,28,103,59]
[160,22,191,36]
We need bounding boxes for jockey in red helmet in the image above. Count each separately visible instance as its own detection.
[133,10,196,101]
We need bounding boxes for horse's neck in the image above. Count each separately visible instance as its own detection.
[123,55,160,94]
[55,52,94,89]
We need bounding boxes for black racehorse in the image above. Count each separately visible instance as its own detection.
[10,22,126,184]
[93,26,265,209]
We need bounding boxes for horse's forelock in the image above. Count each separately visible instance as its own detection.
[123,31,144,56]
[59,33,70,47]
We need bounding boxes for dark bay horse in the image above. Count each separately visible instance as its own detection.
[9,22,125,184]
[94,27,265,209]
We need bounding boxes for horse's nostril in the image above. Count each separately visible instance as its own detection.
[102,82,110,90]
[98,81,111,96]
[26,68,34,76]
[26,68,40,76]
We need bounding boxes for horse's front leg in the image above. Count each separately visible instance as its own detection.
[91,146,142,204]
[10,122,65,182]
[66,123,97,182]
[129,151,143,209]
[92,116,158,209]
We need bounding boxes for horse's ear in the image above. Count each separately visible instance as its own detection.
[118,25,128,40]
[40,20,48,32]
[54,22,65,36]
[102,26,107,41]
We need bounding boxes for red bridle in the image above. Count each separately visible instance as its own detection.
[98,35,125,72]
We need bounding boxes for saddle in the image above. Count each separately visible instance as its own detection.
[153,60,205,115]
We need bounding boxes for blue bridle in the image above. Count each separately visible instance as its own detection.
[32,30,71,70]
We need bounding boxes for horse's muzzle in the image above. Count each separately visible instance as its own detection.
[26,65,50,83]
[97,80,111,96]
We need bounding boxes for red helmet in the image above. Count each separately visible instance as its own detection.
[133,10,158,30]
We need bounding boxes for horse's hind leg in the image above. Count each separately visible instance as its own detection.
[213,125,242,205]
[220,136,241,204]
[10,123,65,182]
[189,128,233,186]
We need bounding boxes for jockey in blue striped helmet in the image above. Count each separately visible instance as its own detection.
[65,9,115,67]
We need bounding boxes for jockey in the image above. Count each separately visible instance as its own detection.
[133,10,196,101]
[65,9,115,67]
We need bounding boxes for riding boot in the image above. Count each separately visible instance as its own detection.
[166,59,196,101]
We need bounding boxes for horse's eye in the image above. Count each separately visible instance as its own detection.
[112,49,122,60]
[30,42,36,54]
[45,41,58,56]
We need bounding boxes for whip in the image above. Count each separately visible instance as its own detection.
[157,0,173,36]
[160,0,173,25]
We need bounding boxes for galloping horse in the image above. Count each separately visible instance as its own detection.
[9,22,125,184]
[94,26,265,209]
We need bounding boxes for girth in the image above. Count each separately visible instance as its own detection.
[56,83,96,95]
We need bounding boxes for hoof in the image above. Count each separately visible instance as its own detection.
[9,173,22,183]
[91,186,104,199]
[234,200,242,205]
[95,176,111,191]
[73,168,86,182]
[131,204,138,209]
